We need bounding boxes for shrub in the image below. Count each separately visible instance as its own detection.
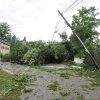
[40,45,54,63]
[10,41,28,64]
[23,48,44,66]
[0,54,11,62]
[23,42,68,66]
[13,73,29,83]
[51,43,68,63]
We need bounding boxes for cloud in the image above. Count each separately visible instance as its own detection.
[0,0,100,41]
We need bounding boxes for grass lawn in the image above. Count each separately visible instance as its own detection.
[0,70,27,100]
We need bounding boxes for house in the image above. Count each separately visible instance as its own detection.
[0,39,10,55]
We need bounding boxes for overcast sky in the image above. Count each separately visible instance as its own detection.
[0,0,100,41]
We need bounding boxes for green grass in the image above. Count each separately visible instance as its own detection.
[52,97,66,100]
[60,72,70,79]
[75,91,84,100]
[76,91,80,95]
[64,60,78,67]
[77,95,84,100]
[47,81,60,91]
[40,67,55,73]
[52,98,61,100]
[76,69,100,87]
[0,70,29,100]
[23,88,33,93]
[60,90,69,97]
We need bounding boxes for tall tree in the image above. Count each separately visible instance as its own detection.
[70,7,100,57]
[0,22,11,42]
[10,41,28,64]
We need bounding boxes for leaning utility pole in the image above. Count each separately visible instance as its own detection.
[58,10,100,70]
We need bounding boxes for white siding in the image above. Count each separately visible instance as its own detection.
[0,42,10,55]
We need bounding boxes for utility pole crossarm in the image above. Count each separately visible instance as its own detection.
[58,10,100,70]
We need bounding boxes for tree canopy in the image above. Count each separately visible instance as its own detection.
[0,22,11,42]
[70,7,100,57]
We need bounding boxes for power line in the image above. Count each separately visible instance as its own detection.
[53,0,84,41]
[63,0,83,13]
[55,0,80,32]
[54,17,61,33]
[54,0,83,33]
[53,0,83,40]
[55,0,83,30]
[62,0,80,14]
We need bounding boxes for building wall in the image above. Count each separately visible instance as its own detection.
[0,42,10,55]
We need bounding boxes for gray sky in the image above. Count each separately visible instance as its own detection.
[0,0,100,41]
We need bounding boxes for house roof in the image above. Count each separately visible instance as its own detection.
[0,38,10,46]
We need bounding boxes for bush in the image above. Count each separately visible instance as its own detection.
[23,48,44,66]
[8,40,69,65]
[23,42,68,66]
[51,43,68,63]
[10,41,28,64]
[0,54,11,62]
[40,45,54,63]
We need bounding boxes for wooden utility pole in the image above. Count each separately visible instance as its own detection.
[58,10,100,70]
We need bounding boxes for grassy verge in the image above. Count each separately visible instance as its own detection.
[47,81,61,91]
[59,72,70,79]
[60,90,69,97]
[76,69,100,87]
[0,70,29,100]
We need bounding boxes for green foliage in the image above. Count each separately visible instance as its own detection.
[13,73,29,83]
[0,22,68,65]
[59,31,67,41]
[23,88,33,93]
[76,69,100,87]
[38,43,54,63]
[60,90,69,97]
[0,22,11,43]
[77,95,84,100]
[22,41,68,66]
[84,48,100,69]
[61,41,75,61]
[0,54,11,62]
[76,91,84,100]
[47,81,60,91]
[23,48,44,66]
[27,41,68,63]
[10,41,28,64]
[11,35,18,44]
[0,70,29,100]
[60,72,70,79]
[27,40,46,49]
[6,39,68,66]
[50,43,68,63]
[70,7,100,57]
